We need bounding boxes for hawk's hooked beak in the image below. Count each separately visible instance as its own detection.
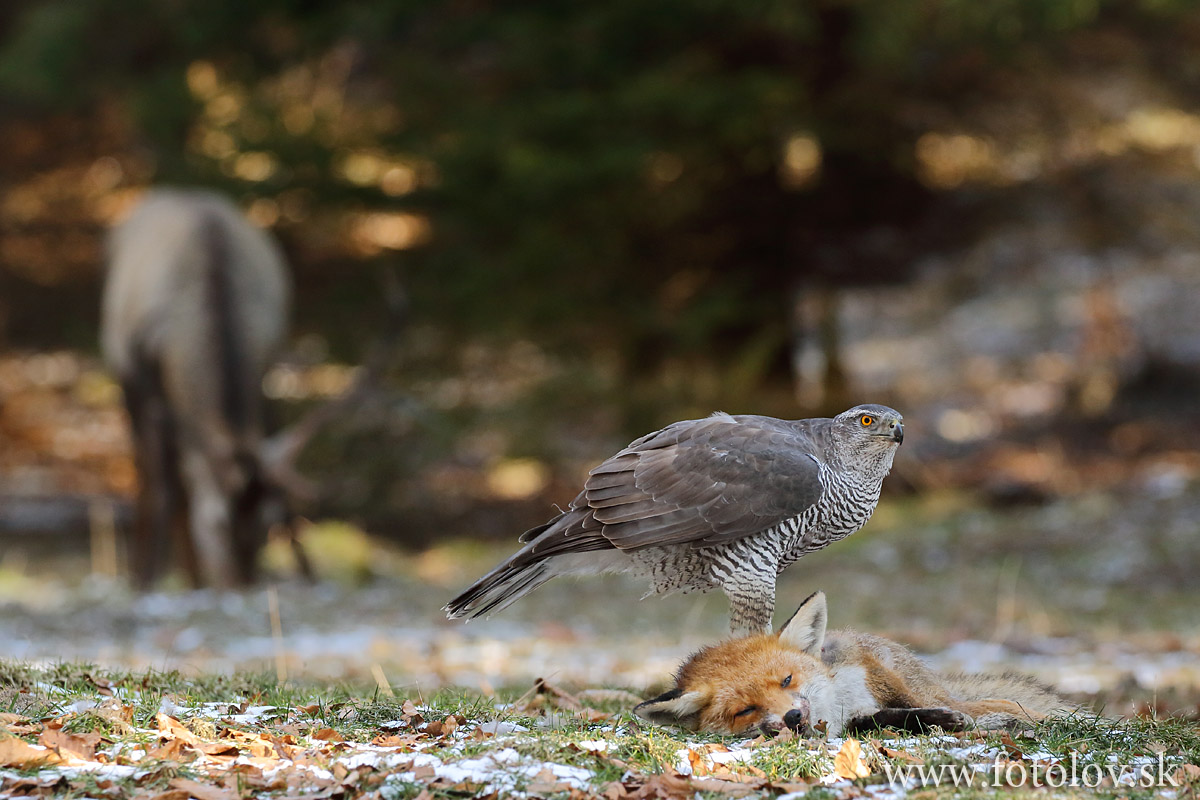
[891,421,904,444]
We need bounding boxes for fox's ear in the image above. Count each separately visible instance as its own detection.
[778,590,827,655]
[634,688,707,730]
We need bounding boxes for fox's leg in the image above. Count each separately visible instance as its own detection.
[722,570,776,634]
[955,699,1046,730]
[847,707,972,734]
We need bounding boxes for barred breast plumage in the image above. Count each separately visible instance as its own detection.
[445,403,903,633]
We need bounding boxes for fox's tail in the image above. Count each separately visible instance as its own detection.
[942,670,1076,719]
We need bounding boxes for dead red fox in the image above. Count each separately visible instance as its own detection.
[636,591,1076,737]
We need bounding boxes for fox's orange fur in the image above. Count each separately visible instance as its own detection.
[636,591,1076,737]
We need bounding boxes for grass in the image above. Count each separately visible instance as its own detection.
[2,662,1197,799]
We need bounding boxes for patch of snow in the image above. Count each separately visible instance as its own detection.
[158,696,185,716]
[477,720,529,734]
[337,750,415,771]
[42,763,145,781]
[385,747,595,795]
[122,747,147,762]
[943,743,1000,761]
[190,702,285,724]
[709,748,755,765]
[1025,749,1059,762]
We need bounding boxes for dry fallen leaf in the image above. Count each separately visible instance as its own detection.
[710,771,767,784]
[691,776,766,796]
[312,727,345,743]
[38,726,100,761]
[772,782,811,793]
[167,777,239,800]
[1172,764,1200,786]
[142,789,194,800]
[372,734,418,748]
[0,774,67,795]
[195,741,240,757]
[155,713,202,745]
[601,780,628,799]
[576,708,612,723]
[639,772,695,797]
[534,679,584,711]
[94,699,135,729]
[411,764,437,780]
[425,716,461,738]
[85,674,116,696]
[219,727,276,757]
[877,745,923,765]
[833,737,871,780]
[999,732,1025,760]
[0,736,66,768]
[771,727,796,744]
[527,767,572,795]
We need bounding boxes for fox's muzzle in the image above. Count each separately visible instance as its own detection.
[783,700,811,732]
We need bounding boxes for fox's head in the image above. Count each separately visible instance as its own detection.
[635,591,840,737]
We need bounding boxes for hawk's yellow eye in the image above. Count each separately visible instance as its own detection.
[860,415,874,426]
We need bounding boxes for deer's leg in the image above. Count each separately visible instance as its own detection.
[229,463,272,586]
[181,449,238,589]
[282,518,315,581]
[172,488,201,588]
[122,373,179,590]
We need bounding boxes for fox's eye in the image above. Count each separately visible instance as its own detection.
[781,674,792,688]
[860,415,875,426]
[734,705,759,718]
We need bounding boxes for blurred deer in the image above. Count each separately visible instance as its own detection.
[102,188,314,589]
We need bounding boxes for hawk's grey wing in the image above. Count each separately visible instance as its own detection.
[580,414,827,551]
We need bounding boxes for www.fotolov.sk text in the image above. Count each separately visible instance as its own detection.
[880,752,1181,789]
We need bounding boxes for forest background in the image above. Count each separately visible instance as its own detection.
[0,0,1198,711]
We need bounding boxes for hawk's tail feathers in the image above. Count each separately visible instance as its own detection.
[446,511,622,620]
[444,558,552,620]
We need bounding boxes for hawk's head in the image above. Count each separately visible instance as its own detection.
[835,403,903,443]
[831,404,904,473]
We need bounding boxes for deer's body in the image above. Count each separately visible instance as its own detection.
[102,189,291,588]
